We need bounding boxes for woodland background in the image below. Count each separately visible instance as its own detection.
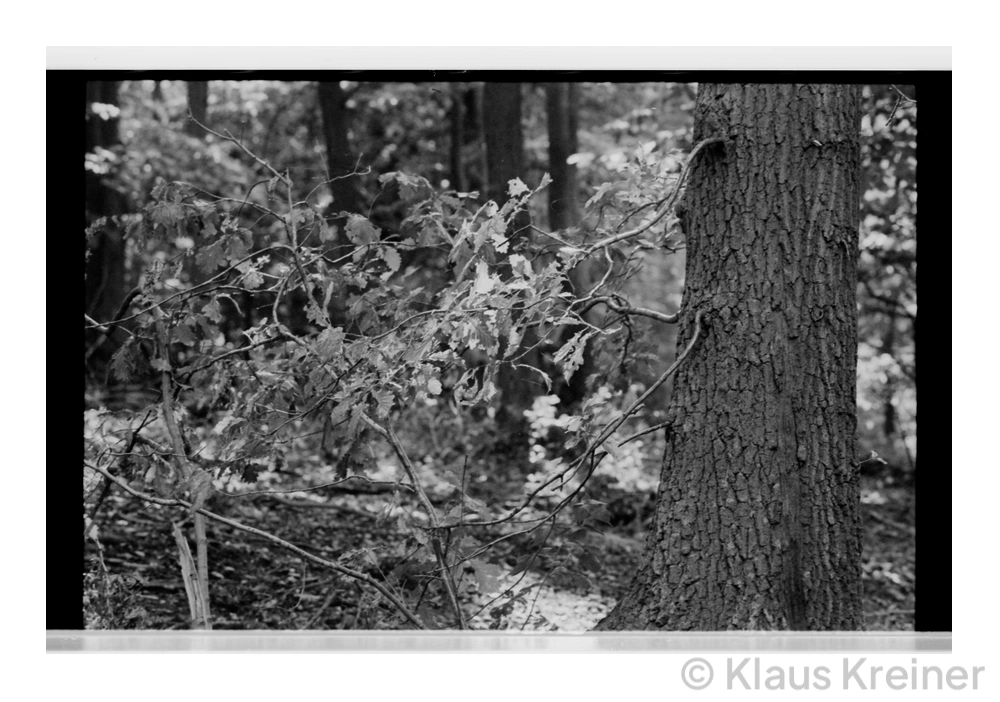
[82,80,916,631]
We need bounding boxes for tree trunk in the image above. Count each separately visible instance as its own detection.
[483,82,524,206]
[185,81,209,136]
[317,81,361,218]
[545,82,579,230]
[545,82,597,407]
[598,84,863,631]
[483,83,537,417]
[449,83,468,193]
[85,81,126,350]
[316,81,365,332]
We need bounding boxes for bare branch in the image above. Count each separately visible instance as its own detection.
[586,137,724,253]
[362,415,467,630]
[83,460,427,630]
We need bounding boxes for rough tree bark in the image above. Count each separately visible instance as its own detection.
[598,84,864,630]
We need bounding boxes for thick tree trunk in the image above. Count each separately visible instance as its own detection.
[185,81,209,136]
[545,82,579,230]
[599,84,863,630]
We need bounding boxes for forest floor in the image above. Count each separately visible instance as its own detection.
[85,471,914,631]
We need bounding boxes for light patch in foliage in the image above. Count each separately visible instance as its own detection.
[379,247,401,280]
[474,260,496,294]
[212,414,244,436]
[470,559,502,595]
[507,178,529,198]
[372,390,394,419]
[509,254,533,279]
[554,330,596,383]
[345,215,380,246]
[315,327,345,362]
[379,171,434,201]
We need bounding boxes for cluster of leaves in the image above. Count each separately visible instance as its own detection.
[84,121,694,628]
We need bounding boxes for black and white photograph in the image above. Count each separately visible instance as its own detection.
[74,68,940,642]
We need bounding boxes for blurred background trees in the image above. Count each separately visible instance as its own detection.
[85,79,916,482]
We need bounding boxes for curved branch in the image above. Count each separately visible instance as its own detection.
[586,137,725,253]
[83,460,426,630]
[576,296,679,324]
[362,415,468,629]
[449,310,708,530]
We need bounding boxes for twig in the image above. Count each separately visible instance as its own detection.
[362,415,467,630]
[154,310,211,629]
[520,569,554,631]
[88,410,156,522]
[885,86,916,129]
[84,287,142,362]
[83,247,283,331]
[83,460,426,630]
[299,584,340,630]
[215,475,415,498]
[586,137,724,253]
[84,313,109,334]
[617,420,669,448]
[617,313,707,447]
[189,113,288,186]
[579,296,679,324]
[862,281,916,320]
[267,496,378,519]
[890,85,916,103]
[445,310,706,531]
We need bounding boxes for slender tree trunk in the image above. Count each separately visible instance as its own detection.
[546,82,579,230]
[467,85,485,193]
[482,83,538,417]
[545,82,597,406]
[317,81,361,218]
[185,81,209,135]
[882,310,897,439]
[85,81,126,361]
[449,83,468,193]
[483,83,524,206]
[316,81,363,330]
[599,84,863,631]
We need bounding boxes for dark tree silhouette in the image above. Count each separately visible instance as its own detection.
[85,81,126,365]
[545,82,580,230]
[185,81,209,136]
[318,80,362,219]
